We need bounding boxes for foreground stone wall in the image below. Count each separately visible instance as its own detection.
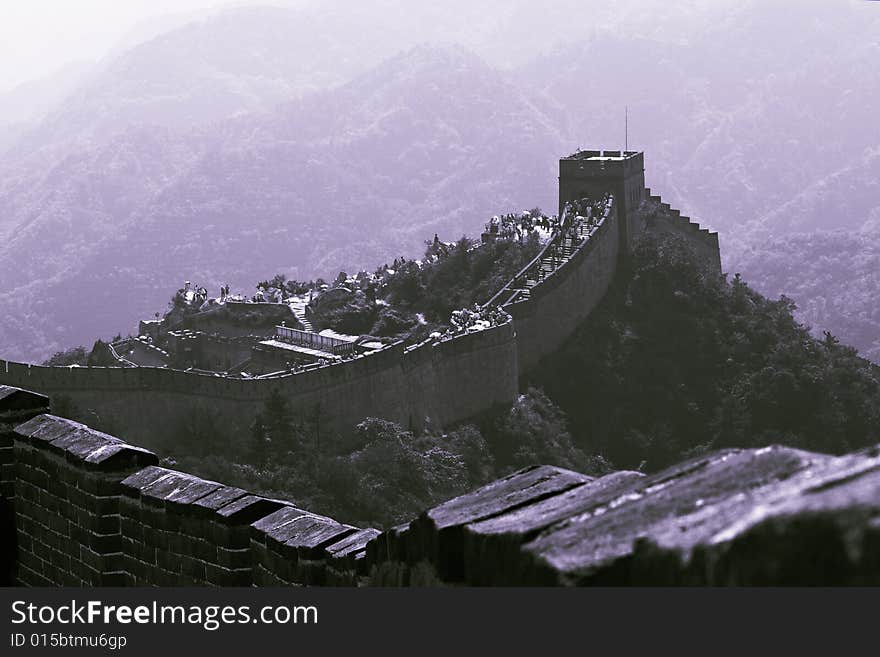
[372,446,880,586]
[0,388,51,585]
[2,389,381,587]
[10,410,157,586]
[3,386,879,586]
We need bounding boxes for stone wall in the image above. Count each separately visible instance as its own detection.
[10,411,157,586]
[0,388,51,585]
[186,333,256,371]
[1,388,379,587]
[0,189,626,444]
[508,201,620,373]
[368,446,880,586]
[0,318,519,448]
[643,189,722,276]
[4,386,878,587]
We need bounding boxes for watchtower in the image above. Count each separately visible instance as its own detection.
[559,150,646,254]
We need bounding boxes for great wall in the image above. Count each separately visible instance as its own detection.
[2,150,878,587]
[3,385,879,587]
[0,151,720,447]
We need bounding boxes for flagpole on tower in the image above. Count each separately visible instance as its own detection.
[625,105,628,152]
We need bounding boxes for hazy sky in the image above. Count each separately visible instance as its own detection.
[2,0,872,93]
[0,0,305,91]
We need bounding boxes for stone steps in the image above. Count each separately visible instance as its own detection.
[289,303,314,332]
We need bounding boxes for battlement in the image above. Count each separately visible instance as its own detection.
[4,386,879,587]
[559,150,645,180]
[561,149,643,164]
[642,188,722,275]
[0,393,378,586]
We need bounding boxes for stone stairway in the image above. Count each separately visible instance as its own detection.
[289,299,314,332]
[481,194,611,311]
[298,314,314,332]
[520,217,594,296]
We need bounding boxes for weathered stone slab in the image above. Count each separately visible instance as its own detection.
[16,415,119,447]
[136,468,222,506]
[469,471,644,538]
[684,445,880,585]
[194,486,248,512]
[81,443,153,468]
[15,415,156,470]
[404,465,593,580]
[121,466,168,493]
[216,495,285,525]
[251,506,312,545]
[327,528,381,559]
[426,465,593,531]
[462,470,644,585]
[281,516,356,556]
[48,427,123,459]
[520,446,832,585]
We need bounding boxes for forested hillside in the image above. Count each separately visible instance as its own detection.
[533,233,880,472]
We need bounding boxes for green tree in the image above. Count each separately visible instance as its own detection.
[490,388,592,472]
[249,413,268,464]
[263,389,294,451]
[42,346,88,366]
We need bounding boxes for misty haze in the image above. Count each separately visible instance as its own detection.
[0,0,877,363]
[1,0,880,591]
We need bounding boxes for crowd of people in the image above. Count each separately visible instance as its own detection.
[182,281,209,305]
[448,303,511,334]
[484,210,556,242]
[556,196,610,243]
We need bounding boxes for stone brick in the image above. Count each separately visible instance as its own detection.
[193,486,248,514]
[217,547,250,570]
[251,506,311,546]
[217,495,285,526]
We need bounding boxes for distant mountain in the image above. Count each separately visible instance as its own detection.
[735,229,880,363]
[0,0,769,162]
[0,46,563,361]
[1,0,879,363]
[0,61,93,176]
[3,6,399,162]
[743,149,880,240]
[0,61,92,127]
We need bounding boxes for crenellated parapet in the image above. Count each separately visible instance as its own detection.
[0,385,381,587]
[642,187,722,275]
[4,385,879,587]
[9,409,157,585]
[367,445,880,586]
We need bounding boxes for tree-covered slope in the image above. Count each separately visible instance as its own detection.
[532,233,880,472]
